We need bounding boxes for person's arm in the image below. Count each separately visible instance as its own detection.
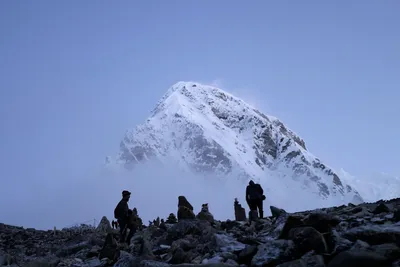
[245,186,250,201]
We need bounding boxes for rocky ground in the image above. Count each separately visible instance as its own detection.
[1,198,400,267]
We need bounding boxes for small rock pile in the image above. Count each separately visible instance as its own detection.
[1,197,400,267]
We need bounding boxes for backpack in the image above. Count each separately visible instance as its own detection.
[114,205,119,219]
[247,185,262,200]
[114,201,123,219]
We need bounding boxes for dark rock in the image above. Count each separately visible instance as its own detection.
[214,233,246,252]
[237,245,258,265]
[276,255,325,267]
[98,233,120,262]
[348,206,363,214]
[171,238,197,252]
[56,241,91,257]
[342,224,400,246]
[140,260,170,267]
[168,246,193,264]
[279,216,304,239]
[96,216,112,234]
[373,203,390,214]
[270,213,290,239]
[327,250,391,267]
[177,264,239,267]
[167,220,213,243]
[350,240,370,250]
[251,239,295,267]
[393,209,400,222]
[220,220,241,232]
[288,227,328,255]
[130,235,155,259]
[221,251,238,261]
[1,197,400,267]
[302,212,341,233]
[225,259,239,266]
[237,236,263,246]
[86,245,101,257]
[393,259,400,267]
[23,256,60,267]
[270,206,287,218]
[84,257,102,267]
[113,251,136,267]
[350,242,400,262]
[370,243,400,261]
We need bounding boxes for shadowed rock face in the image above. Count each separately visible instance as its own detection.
[187,135,232,174]
[1,197,399,267]
[110,82,363,203]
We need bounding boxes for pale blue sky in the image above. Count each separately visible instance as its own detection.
[1,0,399,219]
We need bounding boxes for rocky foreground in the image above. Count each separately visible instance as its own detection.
[1,198,400,267]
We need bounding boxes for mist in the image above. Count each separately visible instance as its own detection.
[1,156,358,231]
[0,159,247,230]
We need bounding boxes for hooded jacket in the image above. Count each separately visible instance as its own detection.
[246,181,264,201]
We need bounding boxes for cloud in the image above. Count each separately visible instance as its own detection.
[210,78,225,89]
[204,78,271,114]
[0,156,364,230]
[0,160,248,230]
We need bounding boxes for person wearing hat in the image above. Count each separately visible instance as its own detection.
[114,190,131,243]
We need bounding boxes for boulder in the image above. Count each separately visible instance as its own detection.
[96,216,112,234]
[270,206,287,218]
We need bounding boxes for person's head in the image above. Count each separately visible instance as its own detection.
[122,190,131,201]
[249,180,255,186]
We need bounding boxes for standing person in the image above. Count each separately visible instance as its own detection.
[114,190,131,243]
[245,180,266,219]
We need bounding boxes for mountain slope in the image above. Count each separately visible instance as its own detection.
[339,170,400,202]
[108,81,363,205]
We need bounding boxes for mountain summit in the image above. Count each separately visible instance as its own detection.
[108,81,363,205]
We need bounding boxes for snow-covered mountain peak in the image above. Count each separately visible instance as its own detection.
[150,81,307,150]
[151,81,252,118]
[110,81,364,206]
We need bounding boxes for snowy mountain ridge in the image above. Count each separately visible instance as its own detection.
[338,169,400,203]
[108,81,364,207]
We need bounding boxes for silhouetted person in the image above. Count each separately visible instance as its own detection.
[114,190,131,243]
[111,220,115,229]
[246,180,265,218]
